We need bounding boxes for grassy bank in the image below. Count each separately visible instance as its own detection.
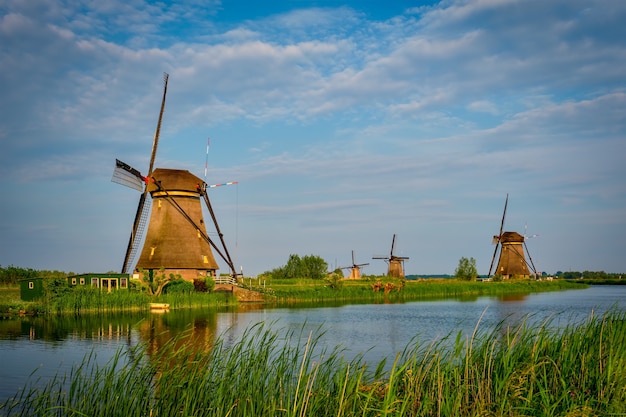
[2,279,584,315]
[0,286,237,316]
[262,278,584,304]
[2,310,625,416]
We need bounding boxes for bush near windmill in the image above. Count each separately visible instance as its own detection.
[455,257,478,281]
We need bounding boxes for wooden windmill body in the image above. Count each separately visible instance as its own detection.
[134,168,219,281]
[373,234,409,278]
[494,231,530,278]
[488,194,537,280]
[112,74,237,282]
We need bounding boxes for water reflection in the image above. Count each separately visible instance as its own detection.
[0,314,140,343]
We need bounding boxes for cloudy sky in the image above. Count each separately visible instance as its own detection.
[1,0,625,277]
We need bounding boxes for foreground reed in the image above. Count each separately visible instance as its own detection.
[2,310,625,416]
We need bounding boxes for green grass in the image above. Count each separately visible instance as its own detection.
[2,278,583,315]
[264,278,584,305]
[2,310,625,416]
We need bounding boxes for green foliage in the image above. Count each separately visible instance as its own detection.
[137,267,175,296]
[264,254,328,280]
[455,257,478,281]
[561,270,625,280]
[193,277,215,293]
[0,265,69,286]
[0,265,36,285]
[193,278,208,292]
[325,271,343,290]
[163,279,194,294]
[42,277,73,300]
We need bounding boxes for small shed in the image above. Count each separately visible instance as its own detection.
[68,273,130,292]
[20,277,45,301]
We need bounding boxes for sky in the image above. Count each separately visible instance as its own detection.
[1,0,625,277]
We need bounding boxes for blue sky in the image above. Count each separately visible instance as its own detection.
[1,0,625,277]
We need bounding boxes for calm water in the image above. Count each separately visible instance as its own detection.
[1,285,624,402]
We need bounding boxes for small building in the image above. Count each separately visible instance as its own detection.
[20,277,45,301]
[68,273,130,293]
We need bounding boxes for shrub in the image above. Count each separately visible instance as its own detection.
[164,279,194,294]
[455,257,478,281]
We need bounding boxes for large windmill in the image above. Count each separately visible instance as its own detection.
[373,234,409,278]
[111,73,238,282]
[488,194,538,279]
[339,250,369,280]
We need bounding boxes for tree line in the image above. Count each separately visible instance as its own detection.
[3,262,623,286]
[557,270,624,280]
[0,265,71,285]
[260,254,329,280]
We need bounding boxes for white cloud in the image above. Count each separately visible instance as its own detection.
[0,0,624,274]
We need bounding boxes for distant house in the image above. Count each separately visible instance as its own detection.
[20,277,45,301]
[68,273,130,293]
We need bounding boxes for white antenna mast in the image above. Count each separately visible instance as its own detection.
[204,137,210,182]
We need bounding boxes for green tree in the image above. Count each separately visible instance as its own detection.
[455,257,478,281]
[137,267,174,296]
[265,254,329,279]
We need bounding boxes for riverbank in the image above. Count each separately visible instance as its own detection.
[1,278,584,316]
[262,278,584,304]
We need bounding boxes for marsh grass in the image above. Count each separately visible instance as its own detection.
[2,279,582,315]
[269,279,582,305]
[35,287,236,314]
[2,310,625,416]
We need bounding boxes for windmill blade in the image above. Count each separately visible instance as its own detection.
[112,159,145,192]
[488,194,508,277]
[147,72,169,177]
[119,73,168,274]
[208,181,238,188]
[523,241,538,276]
[121,193,151,273]
[390,234,397,257]
[522,222,539,241]
[498,193,508,239]
[487,243,499,277]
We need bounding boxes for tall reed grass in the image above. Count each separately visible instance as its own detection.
[269,279,583,305]
[2,310,625,416]
[37,287,237,314]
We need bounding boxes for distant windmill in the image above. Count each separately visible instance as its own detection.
[111,73,238,282]
[488,194,538,279]
[339,250,369,280]
[373,234,409,278]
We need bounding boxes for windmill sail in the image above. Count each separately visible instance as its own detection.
[123,197,152,273]
[488,193,508,277]
[120,73,169,274]
[112,159,145,192]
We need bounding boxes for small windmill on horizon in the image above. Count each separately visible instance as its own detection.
[488,194,538,279]
[111,73,238,282]
[373,234,409,278]
[339,250,369,279]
